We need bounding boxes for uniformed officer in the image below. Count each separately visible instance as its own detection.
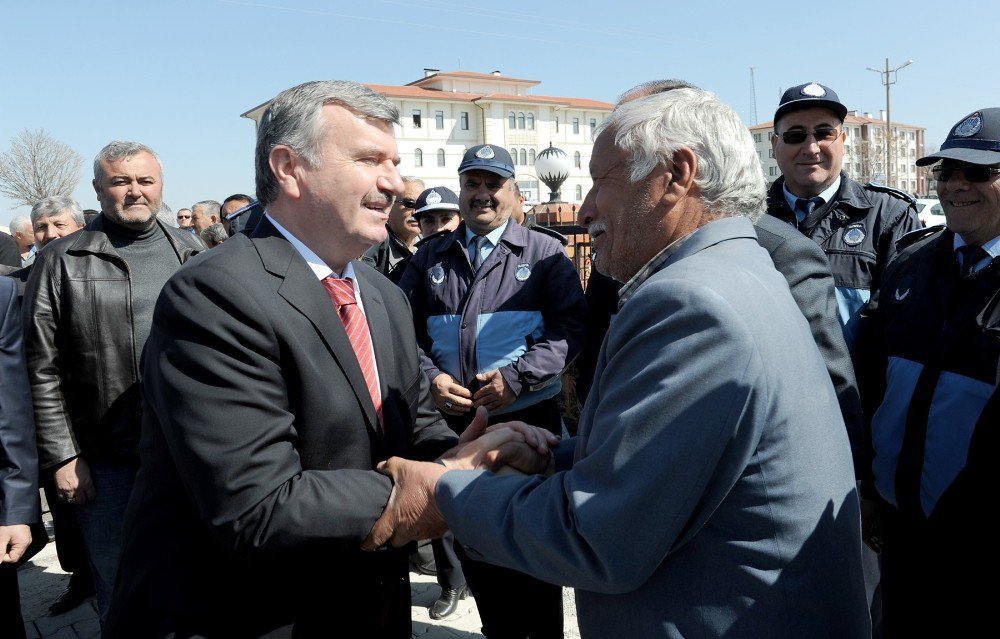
[768,82,921,345]
[398,143,586,639]
[858,107,1000,637]
[412,186,461,238]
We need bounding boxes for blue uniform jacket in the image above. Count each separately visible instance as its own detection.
[398,221,587,416]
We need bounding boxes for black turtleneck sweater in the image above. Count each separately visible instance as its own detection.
[103,218,181,366]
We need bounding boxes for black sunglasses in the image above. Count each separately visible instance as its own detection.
[931,163,1000,183]
[397,198,417,209]
[778,127,840,145]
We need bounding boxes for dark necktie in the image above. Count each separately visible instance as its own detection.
[957,244,990,277]
[470,235,487,271]
[322,277,383,429]
[795,197,821,223]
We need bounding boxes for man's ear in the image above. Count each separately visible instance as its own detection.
[269,146,303,200]
[667,147,698,197]
[92,178,101,196]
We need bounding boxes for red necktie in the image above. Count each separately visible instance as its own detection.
[322,277,383,429]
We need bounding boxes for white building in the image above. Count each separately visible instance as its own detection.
[241,70,614,204]
[750,110,928,195]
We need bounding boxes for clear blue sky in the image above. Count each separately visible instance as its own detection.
[2,0,995,221]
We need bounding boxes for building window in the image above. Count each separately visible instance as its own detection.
[519,149,527,165]
[753,132,762,143]
[768,149,774,158]
[518,112,525,129]
[437,149,445,167]
[555,116,560,133]
[768,166,778,176]
[412,110,421,129]
[510,148,518,165]
[414,148,423,167]
[573,118,580,134]
[575,184,583,200]
[589,118,597,134]
[574,151,581,168]
[435,111,444,130]
[528,149,536,164]
[460,112,469,130]
[509,112,516,129]
[527,113,535,130]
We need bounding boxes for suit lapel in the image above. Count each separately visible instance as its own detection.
[354,264,395,401]
[253,220,379,430]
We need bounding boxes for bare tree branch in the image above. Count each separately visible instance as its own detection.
[0,129,84,208]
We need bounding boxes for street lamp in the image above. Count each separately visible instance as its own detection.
[867,58,913,188]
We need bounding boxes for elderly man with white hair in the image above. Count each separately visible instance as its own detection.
[365,84,870,638]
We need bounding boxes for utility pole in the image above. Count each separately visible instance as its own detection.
[867,58,913,187]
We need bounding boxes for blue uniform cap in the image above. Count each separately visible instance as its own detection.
[458,145,515,178]
[774,82,848,124]
[916,107,1000,167]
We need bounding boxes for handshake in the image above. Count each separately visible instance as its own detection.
[362,406,559,550]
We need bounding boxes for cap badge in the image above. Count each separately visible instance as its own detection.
[429,265,446,286]
[843,223,867,246]
[426,190,442,206]
[954,112,983,138]
[801,83,827,97]
[476,146,496,159]
[515,264,532,282]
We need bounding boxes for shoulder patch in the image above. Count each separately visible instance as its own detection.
[895,225,944,251]
[527,224,569,246]
[865,181,916,204]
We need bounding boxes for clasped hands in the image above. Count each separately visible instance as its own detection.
[361,406,557,550]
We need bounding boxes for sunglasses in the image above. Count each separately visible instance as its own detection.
[397,198,417,209]
[778,127,841,145]
[931,163,1000,183]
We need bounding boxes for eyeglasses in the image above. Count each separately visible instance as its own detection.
[931,163,1000,183]
[177,215,192,220]
[397,198,417,209]
[778,127,841,145]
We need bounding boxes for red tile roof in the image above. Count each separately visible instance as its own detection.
[366,84,612,111]
[407,70,541,86]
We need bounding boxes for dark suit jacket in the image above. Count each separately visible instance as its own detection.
[0,233,19,268]
[106,219,457,638]
[0,276,39,527]
[754,214,865,471]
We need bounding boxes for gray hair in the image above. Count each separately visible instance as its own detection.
[93,140,161,180]
[30,196,84,226]
[401,176,424,188]
[616,79,698,106]
[200,222,229,247]
[157,202,177,227]
[254,80,400,205]
[192,199,222,219]
[599,88,765,220]
[9,216,32,234]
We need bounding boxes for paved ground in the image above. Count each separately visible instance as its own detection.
[18,541,580,638]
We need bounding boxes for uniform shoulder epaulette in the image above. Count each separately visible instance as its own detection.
[415,229,451,248]
[527,224,569,246]
[865,181,916,204]
[895,224,944,251]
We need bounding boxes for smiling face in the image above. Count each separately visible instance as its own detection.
[93,151,163,229]
[459,169,516,235]
[279,104,403,268]
[577,128,663,281]
[935,162,1000,246]
[772,107,846,198]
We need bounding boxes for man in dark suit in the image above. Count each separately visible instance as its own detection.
[1,276,40,639]
[106,80,464,638]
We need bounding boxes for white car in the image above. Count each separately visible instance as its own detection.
[914,198,946,228]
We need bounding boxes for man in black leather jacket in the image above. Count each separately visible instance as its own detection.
[21,140,202,627]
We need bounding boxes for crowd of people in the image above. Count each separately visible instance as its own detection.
[1,76,997,639]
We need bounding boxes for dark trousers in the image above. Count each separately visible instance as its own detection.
[448,398,564,638]
[431,531,465,591]
[41,471,91,577]
[457,544,563,639]
[1,562,26,639]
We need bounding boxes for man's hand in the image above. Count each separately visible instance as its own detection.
[0,524,32,564]
[53,457,96,506]
[484,439,557,476]
[472,370,516,412]
[431,373,474,416]
[362,458,449,549]
[442,414,559,472]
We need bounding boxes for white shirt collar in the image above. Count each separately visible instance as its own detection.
[782,175,842,211]
[266,213,357,281]
[465,219,509,248]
